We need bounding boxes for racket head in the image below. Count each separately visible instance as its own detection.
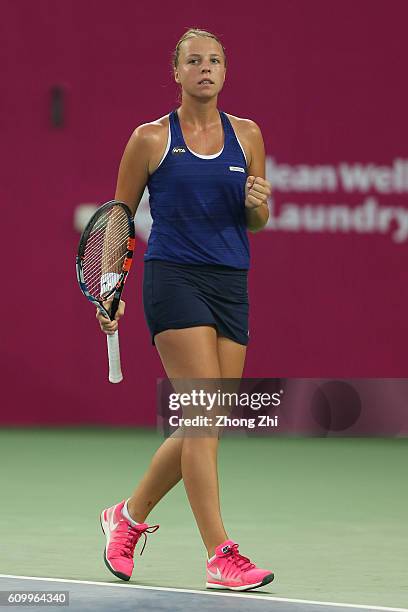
[76,200,135,318]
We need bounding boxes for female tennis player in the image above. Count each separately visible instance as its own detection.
[98,28,273,591]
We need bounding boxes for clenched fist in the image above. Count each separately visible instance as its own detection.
[245,176,272,209]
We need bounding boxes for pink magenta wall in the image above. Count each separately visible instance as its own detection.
[1,1,407,425]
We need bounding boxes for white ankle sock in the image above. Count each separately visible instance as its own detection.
[122,500,141,526]
[207,554,216,563]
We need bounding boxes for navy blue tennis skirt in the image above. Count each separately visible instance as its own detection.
[143,259,249,346]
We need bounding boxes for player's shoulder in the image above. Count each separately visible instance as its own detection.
[130,114,169,143]
[124,115,170,157]
[225,113,265,166]
[224,113,262,139]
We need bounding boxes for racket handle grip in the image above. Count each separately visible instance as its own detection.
[106,331,123,383]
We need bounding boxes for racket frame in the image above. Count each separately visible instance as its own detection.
[75,200,135,383]
[76,200,135,320]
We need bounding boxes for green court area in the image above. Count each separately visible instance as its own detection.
[0,430,407,609]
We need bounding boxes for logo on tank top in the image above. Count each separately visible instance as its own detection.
[172,147,186,154]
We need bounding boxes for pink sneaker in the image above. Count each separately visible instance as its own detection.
[206,540,274,591]
[100,500,159,581]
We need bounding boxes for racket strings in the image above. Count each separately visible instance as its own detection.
[84,226,128,274]
[86,211,129,253]
[85,250,128,285]
[85,228,130,278]
[85,244,129,297]
[82,207,131,300]
[84,220,130,277]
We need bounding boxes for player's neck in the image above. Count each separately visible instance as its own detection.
[177,98,219,130]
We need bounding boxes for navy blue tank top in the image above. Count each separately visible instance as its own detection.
[144,110,250,269]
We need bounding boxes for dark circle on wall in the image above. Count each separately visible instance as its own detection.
[311,381,362,432]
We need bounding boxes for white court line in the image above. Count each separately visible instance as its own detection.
[0,574,406,612]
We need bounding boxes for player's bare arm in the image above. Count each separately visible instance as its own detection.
[114,118,169,214]
[97,119,168,335]
[231,117,271,232]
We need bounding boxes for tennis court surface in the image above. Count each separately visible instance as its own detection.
[1,575,406,612]
[0,430,407,611]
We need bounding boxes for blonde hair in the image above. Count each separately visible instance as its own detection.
[172,28,227,68]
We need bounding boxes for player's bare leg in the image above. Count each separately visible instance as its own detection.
[127,434,183,522]
[153,326,226,556]
[216,335,246,379]
[127,329,246,555]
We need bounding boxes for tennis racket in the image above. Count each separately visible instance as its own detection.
[76,200,135,383]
